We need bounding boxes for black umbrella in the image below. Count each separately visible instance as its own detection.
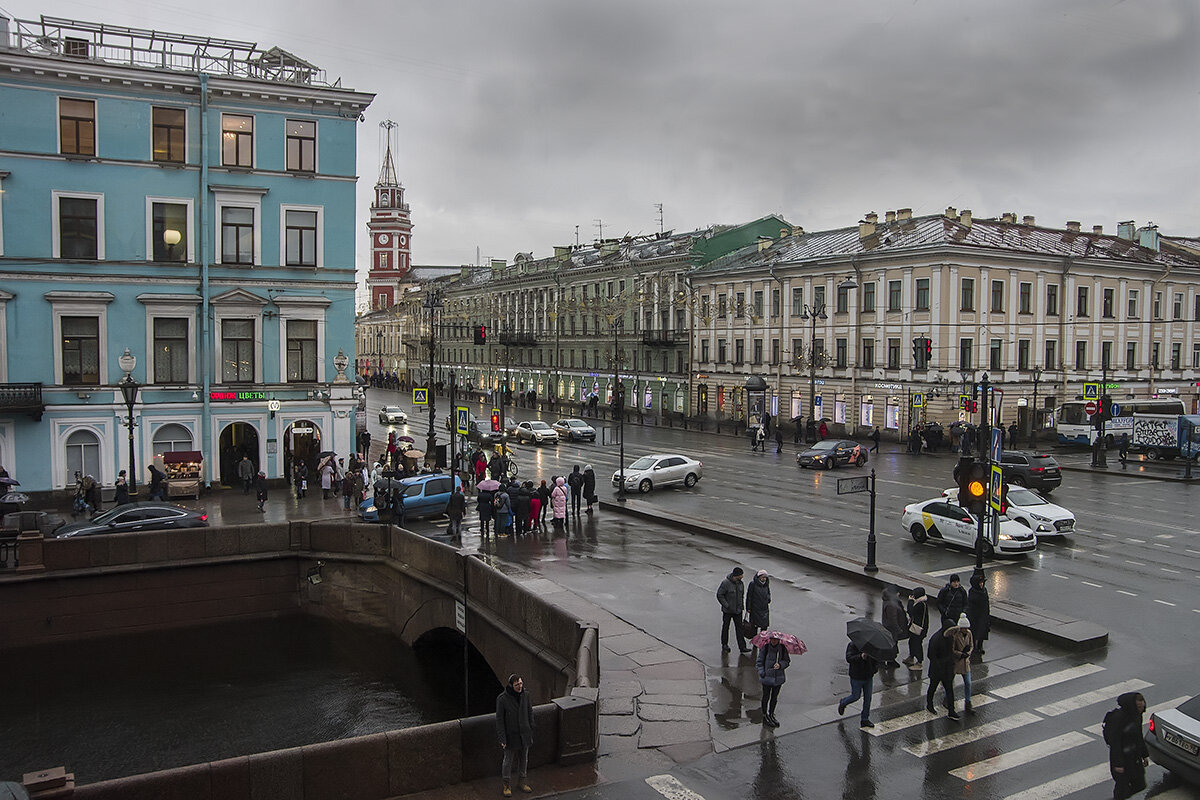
[0,476,19,486]
[318,451,337,458]
[846,617,897,662]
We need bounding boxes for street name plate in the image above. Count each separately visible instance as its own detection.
[455,600,466,633]
[837,476,869,495]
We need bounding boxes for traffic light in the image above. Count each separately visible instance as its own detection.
[473,324,487,345]
[912,337,925,369]
[968,399,979,413]
[924,337,933,364]
[997,482,1009,515]
[490,409,501,433]
[957,460,988,516]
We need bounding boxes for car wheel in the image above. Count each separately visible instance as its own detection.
[1010,476,1025,487]
[855,455,866,466]
[684,473,698,487]
[984,540,996,558]
[910,523,928,543]
[1146,448,1160,461]
[824,459,834,470]
[638,479,652,494]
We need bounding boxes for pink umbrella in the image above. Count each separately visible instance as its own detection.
[750,631,807,655]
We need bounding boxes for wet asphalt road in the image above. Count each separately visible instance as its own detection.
[367,390,1200,800]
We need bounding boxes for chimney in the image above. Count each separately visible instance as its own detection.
[1066,221,1081,233]
[865,211,878,224]
[553,245,571,260]
[885,210,896,224]
[490,258,507,270]
[959,209,972,227]
[897,208,912,221]
[945,206,957,219]
[779,228,789,238]
[1022,215,1036,226]
[1138,225,1160,252]
[1001,212,1016,224]
[757,236,773,252]
[1093,225,1104,235]
[792,225,805,236]
[460,266,470,280]
[859,220,876,239]
[1117,220,1136,240]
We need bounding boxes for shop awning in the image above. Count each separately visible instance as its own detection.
[162,450,203,464]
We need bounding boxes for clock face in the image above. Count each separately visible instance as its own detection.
[377,233,389,245]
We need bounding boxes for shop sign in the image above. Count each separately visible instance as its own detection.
[210,391,267,401]
[292,426,314,435]
[875,382,903,390]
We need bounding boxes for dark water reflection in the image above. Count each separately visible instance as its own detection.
[0,616,497,784]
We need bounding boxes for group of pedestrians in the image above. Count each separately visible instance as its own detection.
[473,463,597,539]
[715,567,796,728]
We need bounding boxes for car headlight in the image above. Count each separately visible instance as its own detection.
[364,504,376,513]
[1036,524,1052,532]
[998,533,1012,541]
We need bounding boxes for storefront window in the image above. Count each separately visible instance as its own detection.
[885,396,901,430]
[834,395,846,424]
[860,396,874,427]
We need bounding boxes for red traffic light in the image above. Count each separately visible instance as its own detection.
[490,412,501,433]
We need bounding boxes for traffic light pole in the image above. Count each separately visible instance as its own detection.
[973,372,991,583]
[449,370,457,481]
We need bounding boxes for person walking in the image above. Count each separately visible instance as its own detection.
[567,465,584,520]
[147,464,167,501]
[446,485,466,541]
[926,618,959,719]
[341,471,356,511]
[320,460,334,499]
[717,567,750,654]
[1105,691,1150,799]
[1008,421,1019,448]
[745,570,771,636]
[869,426,881,453]
[936,573,968,626]
[819,420,829,440]
[113,470,130,506]
[753,425,765,452]
[966,573,991,656]
[495,674,534,797]
[238,455,255,494]
[838,640,879,728]
[950,614,975,713]
[880,586,908,669]
[903,587,929,669]
[756,633,791,728]
[254,471,269,512]
[582,465,597,514]
[550,476,568,529]
[774,428,784,454]
[1118,432,1130,466]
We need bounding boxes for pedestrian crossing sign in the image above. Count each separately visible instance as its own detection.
[455,406,470,436]
[989,464,1004,513]
[958,394,970,410]
[912,393,925,408]
[413,387,428,405]
[1083,382,1100,401]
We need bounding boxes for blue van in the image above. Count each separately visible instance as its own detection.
[359,473,463,523]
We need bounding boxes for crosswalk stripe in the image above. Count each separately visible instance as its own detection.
[902,712,1041,758]
[645,774,706,800]
[1082,696,1189,736]
[988,663,1105,698]
[1000,762,1111,800]
[949,730,1093,781]
[1035,678,1153,717]
[867,695,998,736]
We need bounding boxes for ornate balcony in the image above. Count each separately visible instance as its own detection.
[642,330,687,347]
[0,383,45,420]
[499,330,539,347]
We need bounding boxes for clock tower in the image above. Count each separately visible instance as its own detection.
[365,120,413,309]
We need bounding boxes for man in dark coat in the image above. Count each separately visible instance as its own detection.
[966,573,991,656]
[567,465,584,519]
[582,465,597,514]
[880,585,908,669]
[936,573,968,626]
[511,481,531,535]
[745,570,771,635]
[495,674,534,797]
[1107,691,1149,799]
[147,464,167,501]
[113,470,130,506]
[716,567,749,654]
[926,620,959,719]
[446,485,466,540]
[838,641,879,728]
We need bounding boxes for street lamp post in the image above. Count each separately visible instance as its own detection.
[424,289,444,463]
[800,303,828,435]
[1028,366,1043,448]
[973,372,992,583]
[118,348,139,493]
[606,313,627,502]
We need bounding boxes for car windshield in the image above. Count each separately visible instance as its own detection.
[567,420,588,427]
[1007,488,1047,506]
[384,407,399,413]
[811,441,838,451]
[629,456,658,470]
[529,422,553,430]
[91,506,133,524]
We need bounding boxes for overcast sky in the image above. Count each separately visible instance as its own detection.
[7,0,1199,273]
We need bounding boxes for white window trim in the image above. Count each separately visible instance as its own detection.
[278,204,324,268]
[51,190,106,260]
[276,298,330,384]
[0,290,10,383]
[0,171,7,256]
[212,189,263,266]
[47,292,114,385]
[57,96,97,156]
[148,419,199,456]
[220,112,255,169]
[212,305,263,384]
[52,419,114,489]
[140,297,199,385]
[150,105,188,164]
[144,196,195,263]
[285,118,319,173]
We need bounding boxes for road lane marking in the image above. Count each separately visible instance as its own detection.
[1162,567,1182,574]
[903,712,1041,757]
[1051,574,1070,580]
[645,775,706,800]
[1035,679,1153,717]
[989,664,1105,699]
[1021,566,1039,572]
[1099,533,1117,538]
[1084,697,1190,735]
[1117,590,1138,597]
[1154,599,1177,607]
[1154,543,1172,549]
[1001,763,1111,800]
[1128,538,1146,543]
[866,695,997,736]
[1092,553,1110,558]
[1081,581,1103,588]
[950,731,1093,780]
[1156,533,1175,539]
[1125,560,1146,566]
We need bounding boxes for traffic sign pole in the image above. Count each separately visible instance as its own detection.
[864,469,878,574]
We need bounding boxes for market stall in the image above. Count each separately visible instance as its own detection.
[162,451,203,499]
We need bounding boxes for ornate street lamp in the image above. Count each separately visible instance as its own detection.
[605,313,627,502]
[799,303,829,431]
[423,289,444,461]
[118,348,139,493]
[1028,365,1043,448]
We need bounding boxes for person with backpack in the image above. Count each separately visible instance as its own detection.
[1105,692,1150,799]
[936,573,968,626]
[477,484,496,538]
[926,618,959,720]
[903,587,930,669]
[446,485,466,541]
[880,585,908,669]
[950,614,975,713]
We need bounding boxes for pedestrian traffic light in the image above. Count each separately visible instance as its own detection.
[490,410,501,433]
[968,399,979,414]
[473,324,487,345]
[957,460,988,516]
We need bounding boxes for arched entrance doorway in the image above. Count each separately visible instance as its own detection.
[284,420,322,483]
[219,423,259,487]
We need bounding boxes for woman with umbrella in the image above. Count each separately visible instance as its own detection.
[839,618,893,728]
[476,478,500,538]
[751,631,806,728]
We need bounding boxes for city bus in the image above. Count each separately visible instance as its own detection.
[1055,397,1187,445]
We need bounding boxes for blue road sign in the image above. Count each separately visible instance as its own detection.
[413,387,428,405]
[1109,402,1121,417]
[455,406,470,436]
[912,393,925,408]
[990,428,1002,462]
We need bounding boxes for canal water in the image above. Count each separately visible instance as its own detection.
[0,616,501,784]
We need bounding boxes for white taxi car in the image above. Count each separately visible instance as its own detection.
[900,497,1037,556]
[943,485,1076,537]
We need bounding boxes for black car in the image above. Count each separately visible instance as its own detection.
[53,502,209,538]
[797,439,868,469]
[998,451,1062,493]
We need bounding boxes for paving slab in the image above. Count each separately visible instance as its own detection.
[599,696,636,715]
[641,679,708,696]
[658,741,714,765]
[603,630,664,656]
[631,660,706,681]
[632,693,708,708]
[599,715,641,737]
[599,679,643,699]
[638,720,712,749]
[637,703,710,723]
[598,650,639,672]
[626,647,688,667]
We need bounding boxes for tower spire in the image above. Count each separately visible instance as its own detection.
[377,119,400,187]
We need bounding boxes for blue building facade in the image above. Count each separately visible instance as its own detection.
[0,15,374,492]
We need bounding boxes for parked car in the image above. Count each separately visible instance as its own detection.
[444,413,506,446]
[899,497,1037,556]
[1146,694,1200,786]
[612,454,703,494]
[998,451,1062,493]
[379,406,408,425]
[552,418,597,442]
[359,473,463,522]
[53,502,209,538]
[943,485,1076,536]
[512,420,558,445]
[797,439,868,470]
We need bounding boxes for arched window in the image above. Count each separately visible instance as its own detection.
[152,423,193,453]
[65,429,100,483]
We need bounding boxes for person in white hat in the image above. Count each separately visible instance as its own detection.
[950,613,975,713]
